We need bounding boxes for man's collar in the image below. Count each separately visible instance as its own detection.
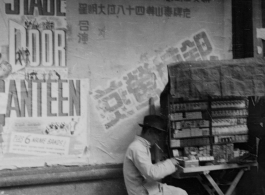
[136,135,151,148]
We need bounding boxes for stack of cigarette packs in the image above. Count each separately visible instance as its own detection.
[169,97,250,164]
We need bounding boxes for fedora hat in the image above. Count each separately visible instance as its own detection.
[139,115,166,132]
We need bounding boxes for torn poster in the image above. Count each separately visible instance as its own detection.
[0,79,89,163]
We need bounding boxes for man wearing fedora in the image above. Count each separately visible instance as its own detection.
[123,115,188,195]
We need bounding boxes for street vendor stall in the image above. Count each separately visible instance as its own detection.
[160,57,265,195]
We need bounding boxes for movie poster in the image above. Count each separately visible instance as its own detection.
[0,0,89,168]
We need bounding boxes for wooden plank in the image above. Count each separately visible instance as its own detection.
[175,163,257,174]
[204,172,225,195]
[225,169,245,195]
[196,175,215,195]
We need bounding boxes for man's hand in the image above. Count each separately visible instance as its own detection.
[170,158,179,166]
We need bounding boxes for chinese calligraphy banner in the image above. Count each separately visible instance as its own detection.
[78,2,192,18]
[67,0,228,131]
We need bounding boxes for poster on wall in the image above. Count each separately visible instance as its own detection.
[0,0,67,76]
[0,78,89,168]
[91,30,219,130]
[0,1,90,168]
[67,0,229,131]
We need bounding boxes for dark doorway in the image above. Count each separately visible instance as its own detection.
[232,0,253,58]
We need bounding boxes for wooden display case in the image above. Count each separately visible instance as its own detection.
[160,58,261,195]
[167,95,250,164]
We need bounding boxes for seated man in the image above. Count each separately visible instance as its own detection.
[123,115,187,195]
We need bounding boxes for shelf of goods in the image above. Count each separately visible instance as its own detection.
[168,96,249,164]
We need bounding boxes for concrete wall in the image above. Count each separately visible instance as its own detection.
[0,164,128,195]
[1,179,127,195]
[0,165,261,195]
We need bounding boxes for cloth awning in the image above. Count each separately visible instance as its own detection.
[167,57,265,98]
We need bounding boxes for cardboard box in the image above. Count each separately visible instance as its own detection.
[178,159,199,168]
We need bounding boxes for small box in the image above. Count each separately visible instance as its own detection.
[170,140,180,147]
[178,159,199,168]
[198,156,214,166]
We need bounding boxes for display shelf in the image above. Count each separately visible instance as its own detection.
[212,125,247,128]
[170,137,211,148]
[211,107,248,111]
[167,95,249,163]
[212,133,248,136]
[170,145,211,149]
[170,119,205,122]
[210,116,248,119]
[171,135,212,139]
[212,141,248,145]
[174,162,256,174]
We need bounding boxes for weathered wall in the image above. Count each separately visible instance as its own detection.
[1,180,127,195]
[0,1,262,195]
[0,164,128,195]
[0,165,260,195]
[0,1,233,193]
[0,0,232,168]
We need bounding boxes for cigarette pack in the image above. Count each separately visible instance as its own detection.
[178,159,199,168]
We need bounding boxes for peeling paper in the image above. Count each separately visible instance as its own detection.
[257,46,263,54]
[257,28,265,40]
[96,146,115,160]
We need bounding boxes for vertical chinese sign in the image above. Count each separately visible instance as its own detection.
[0,0,89,168]
[69,0,222,131]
